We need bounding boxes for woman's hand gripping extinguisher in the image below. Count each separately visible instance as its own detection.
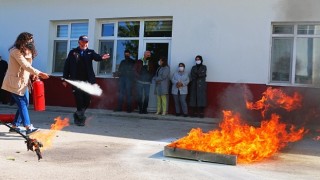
[33,79,45,111]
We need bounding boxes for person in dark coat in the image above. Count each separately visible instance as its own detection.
[189,55,207,118]
[63,35,110,126]
[114,50,135,113]
[0,56,9,104]
[134,50,157,114]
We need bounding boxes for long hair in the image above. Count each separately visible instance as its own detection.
[9,32,37,59]
[160,56,168,67]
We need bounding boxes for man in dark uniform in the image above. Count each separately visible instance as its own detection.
[114,50,135,112]
[63,35,110,126]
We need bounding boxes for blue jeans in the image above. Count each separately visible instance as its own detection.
[11,89,31,127]
[117,77,133,111]
[136,82,150,112]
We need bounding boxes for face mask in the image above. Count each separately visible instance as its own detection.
[158,61,161,66]
[196,60,201,65]
[179,67,184,71]
[26,42,35,51]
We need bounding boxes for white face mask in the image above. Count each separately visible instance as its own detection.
[158,61,161,66]
[178,67,184,71]
[196,60,201,65]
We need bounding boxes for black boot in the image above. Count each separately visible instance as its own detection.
[73,112,80,125]
[74,111,86,126]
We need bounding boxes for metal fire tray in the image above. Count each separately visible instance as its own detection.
[164,145,237,165]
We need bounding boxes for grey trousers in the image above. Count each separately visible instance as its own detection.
[173,94,188,115]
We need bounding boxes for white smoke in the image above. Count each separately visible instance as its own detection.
[63,79,102,96]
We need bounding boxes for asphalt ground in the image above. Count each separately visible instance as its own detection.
[0,104,320,180]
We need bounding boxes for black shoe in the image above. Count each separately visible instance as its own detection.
[143,110,148,114]
[175,113,181,117]
[113,108,122,112]
[199,114,204,118]
[183,114,188,117]
[9,127,21,133]
[190,114,197,118]
[77,114,86,126]
[73,113,80,125]
[78,121,85,126]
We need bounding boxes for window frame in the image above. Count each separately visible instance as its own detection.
[51,21,88,75]
[96,18,172,78]
[269,22,320,87]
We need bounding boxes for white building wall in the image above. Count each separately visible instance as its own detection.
[1,0,320,84]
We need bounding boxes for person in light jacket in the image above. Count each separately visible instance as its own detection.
[171,63,189,117]
[154,57,170,115]
[189,55,207,118]
[1,32,49,134]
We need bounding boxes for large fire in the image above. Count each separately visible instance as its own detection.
[246,87,302,118]
[30,117,69,150]
[168,88,307,163]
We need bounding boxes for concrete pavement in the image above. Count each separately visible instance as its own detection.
[0,104,320,180]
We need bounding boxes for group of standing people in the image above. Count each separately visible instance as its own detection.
[171,55,207,118]
[1,32,208,133]
[115,50,207,118]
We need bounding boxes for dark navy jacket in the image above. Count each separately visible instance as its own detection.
[63,47,104,84]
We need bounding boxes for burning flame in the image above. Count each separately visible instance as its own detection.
[169,88,307,163]
[246,87,302,118]
[30,117,69,150]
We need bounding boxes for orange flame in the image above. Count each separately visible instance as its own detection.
[169,88,307,163]
[246,87,302,118]
[169,111,306,163]
[30,117,69,150]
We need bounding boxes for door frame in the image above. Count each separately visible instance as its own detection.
[142,40,171,112]
[142,39,171,64]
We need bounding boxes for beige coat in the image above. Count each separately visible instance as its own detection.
[1,48,40,96]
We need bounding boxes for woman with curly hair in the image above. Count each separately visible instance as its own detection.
[1,32,49,134]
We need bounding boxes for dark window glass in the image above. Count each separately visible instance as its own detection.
[116,40,138,71]
[144,21,172,37]
[273,25,294,34]
[53,40,67,72]
[118,21,140,37]
[99,40,114,74]
[270,38,293,82]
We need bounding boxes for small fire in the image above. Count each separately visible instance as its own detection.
[30,117,69,150]
[246,87,302,118]
[169,88,307,163]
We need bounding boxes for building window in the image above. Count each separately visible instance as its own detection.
[144,20,172,37]
[98,19,172,76]
[52,22,88,73]
[270,23,320,86]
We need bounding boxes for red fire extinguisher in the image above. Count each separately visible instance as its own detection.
[33,79,45,111]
